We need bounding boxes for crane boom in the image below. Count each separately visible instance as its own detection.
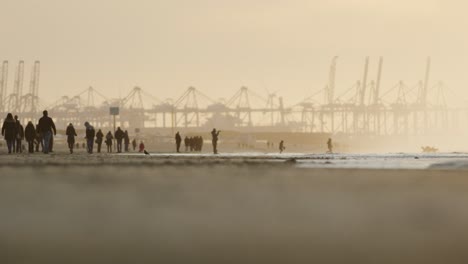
[13,61,24,112]
[374,57,383,105]
[359,57,369,105]
[0,61,8,111]
[421,57,431,106]
[326,56,338,105]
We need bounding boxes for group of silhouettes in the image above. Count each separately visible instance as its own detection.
[1,111,56,154]
[66,122,142,154]
[2,111,334,155]
[1,110,146,154]
[184,135,204,152]
[174,128,221,154]
[68,122,147,154]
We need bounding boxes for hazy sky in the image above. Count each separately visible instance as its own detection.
[1,0,467,107]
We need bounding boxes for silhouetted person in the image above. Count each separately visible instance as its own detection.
[34,124,42,152]
[66,123,77,154]
[211,128,220,154]
[279,140,285,154]
[105,131,114,153]
[84,122,95,154]
[175,131,182,153]
[37,110,56,154]
[76,143,79,149]
[82,142,86,149]
[184,136,189,152]
[139,141,145,152]
[15,119,24,153]
[25,121,36,153]
[114,127,124,153]
[188,137,194,151]
[124,130,130,152]
[194,136,200,151]
[327,138,333,153]
[49,133,54,153]
[132,139,137,151]
[96,129,104,153]
[12,115,19,152]
[2,113,17,154]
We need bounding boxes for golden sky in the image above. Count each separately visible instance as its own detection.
[1,0,466,107]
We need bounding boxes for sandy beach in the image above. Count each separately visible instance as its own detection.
[1,152,468,263]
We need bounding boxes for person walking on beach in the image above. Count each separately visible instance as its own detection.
[327,138,333,153]
[175,131,182,153]
[15,119,24,153]
[279,140,285,154]
[37,110,56,154]
[12,115,19,152]
[84,122,95,154]
[105,131,114,153]
[199,136,204,152]
[47,123,55,153]
[34,124,42,152]
[2,113,17,154]
[188,137,193,151]
[66,123,77,154]
[132,139,137,151]
[139,141,145,152]
[114,127,124,153]
[195,136,200,151]
[124,130,130,152]
[96,129,104,153]
[184,136,189,152]
[25,121,36,153]
[211,128,220,154]
[199,136,203,151]
[49,133,55,153]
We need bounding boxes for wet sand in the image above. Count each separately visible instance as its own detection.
[1,152,468,263]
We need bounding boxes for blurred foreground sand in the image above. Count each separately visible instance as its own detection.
[1,153,468,264]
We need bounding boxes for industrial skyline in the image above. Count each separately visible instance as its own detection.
[0,57,463,136]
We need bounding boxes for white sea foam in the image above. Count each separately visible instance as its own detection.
[117,152,468,170]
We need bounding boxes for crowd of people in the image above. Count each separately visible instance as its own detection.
[0,110,222,155]
[1,111,56,154]
[1,110,146,155]
[174,128,220,154]
[2,110,334,155]
[183,135,204,152]
[68,123,146,154]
